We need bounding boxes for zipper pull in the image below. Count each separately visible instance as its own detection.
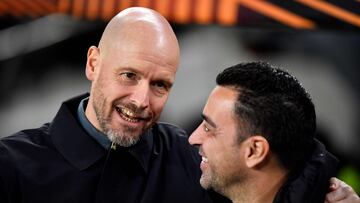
[111,142,117,150]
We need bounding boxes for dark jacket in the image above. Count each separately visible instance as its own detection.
[0,94,337,203]
[0,94,222,203]
[273,139,338,203]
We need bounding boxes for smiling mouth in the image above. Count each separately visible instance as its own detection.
[115,106,141,123]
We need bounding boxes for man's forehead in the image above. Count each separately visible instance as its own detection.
[204,86,236,117]
[209,86,237,103]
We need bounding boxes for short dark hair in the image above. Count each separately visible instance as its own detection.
[216,62,316,170]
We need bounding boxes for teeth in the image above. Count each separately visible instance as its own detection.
[116,106,140,123]
[202,157,208,163]
[121,107,135,117]
[122,115,138,123]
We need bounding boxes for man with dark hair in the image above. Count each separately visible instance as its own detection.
[216,62,316,172]
[189,62,359,203]
[0,7,357,203]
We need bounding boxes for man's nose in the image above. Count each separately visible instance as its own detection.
[188,125,203,146]
[130,82,150,109]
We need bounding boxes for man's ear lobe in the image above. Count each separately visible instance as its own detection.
[244,136,269,168]
[86,46,100,81]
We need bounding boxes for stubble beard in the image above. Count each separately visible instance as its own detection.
[92,87,152,147]
[200,167,221,191]
[105,125,140,147]
[200,163,247,198]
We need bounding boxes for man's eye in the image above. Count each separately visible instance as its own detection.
[203,125,210,132]
[119,72,139,85]
[121,72,137,80]
[153,82,166,89]
[151,81,169,94]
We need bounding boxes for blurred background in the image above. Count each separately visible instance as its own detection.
[0,0,359,192]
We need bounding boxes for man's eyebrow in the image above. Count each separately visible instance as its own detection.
[201,113,217,128]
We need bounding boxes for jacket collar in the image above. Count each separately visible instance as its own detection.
[49,93,105,170]
[49,93,155,173]
[77,97,111,149]
[273,139,338,203]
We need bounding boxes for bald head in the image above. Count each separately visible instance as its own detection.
[98,7,179,68]
[85,8,180,146]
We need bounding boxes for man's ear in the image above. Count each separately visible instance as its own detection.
[244,136,269,168]
[86,46,100,81]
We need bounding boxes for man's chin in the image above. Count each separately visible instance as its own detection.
[111,136,140,147]
[106,130,142,147]
[200,179,211,190]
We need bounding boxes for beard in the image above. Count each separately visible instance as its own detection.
[200,165,221,190]
[200,160,248,197]
[92,84,154,147]
[105,126,140,147]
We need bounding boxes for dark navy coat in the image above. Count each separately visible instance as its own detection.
[0,94,337,203]
[0,94,227,203]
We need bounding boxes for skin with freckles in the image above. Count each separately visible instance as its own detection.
[85,7,179,147]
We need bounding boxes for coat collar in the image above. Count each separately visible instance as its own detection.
[273,139,338,203]
[49,93,155,173]
[49,93,105,170]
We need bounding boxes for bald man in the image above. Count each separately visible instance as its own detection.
[0,7,221,203]
[0,7,357,203]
